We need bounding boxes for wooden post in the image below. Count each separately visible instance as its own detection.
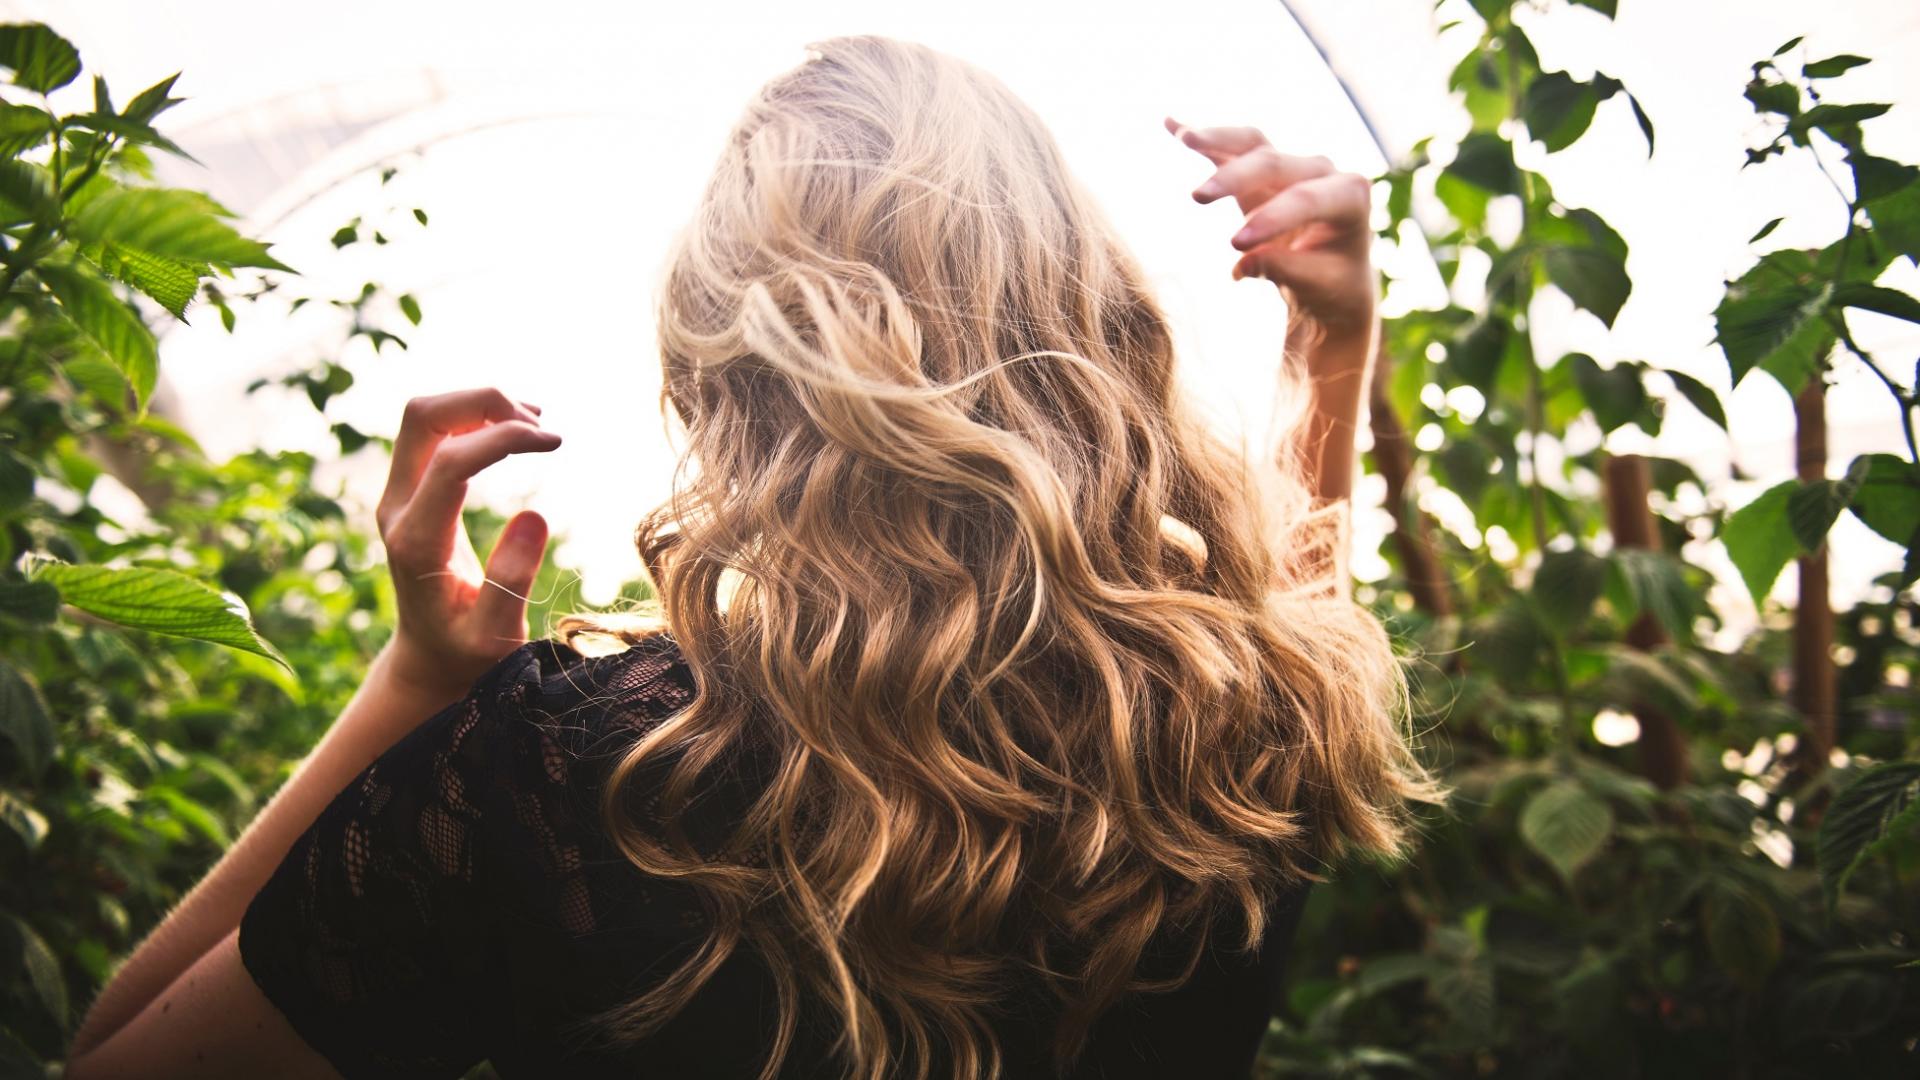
[1601,453,1690,789]
[1791,377,1837,777]
[1368,342,1453,619]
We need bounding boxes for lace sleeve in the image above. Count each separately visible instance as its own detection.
[237,644,547,1080]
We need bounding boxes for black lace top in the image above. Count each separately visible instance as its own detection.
[239,635,1311,1079]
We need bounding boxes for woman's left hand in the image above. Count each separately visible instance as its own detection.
[374,387,562,700]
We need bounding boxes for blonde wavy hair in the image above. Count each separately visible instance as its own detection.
[563,34,1438,1080]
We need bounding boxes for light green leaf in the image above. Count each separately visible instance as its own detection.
[1723,480,1799,608]
[68,186,293,272]
[0,102,51,157]
[38,262,158,410]
[0,659,53,777]
[1819,762,1920,908]
[1520,780,1613,883]
[24,559,291,671]
[86,242,204,320]
[122,72,184,125]
[0,23,80,93]
[0,158,57,225]
[398,293,422,325]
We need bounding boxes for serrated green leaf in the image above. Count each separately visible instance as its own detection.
[37,262,158,410]
[67,111,199,164]
[1819,763,1920,908]
[69,186,293,272]
[1544,245,1631,327]
[86,242,203,320]
[0,102,50,157]
[1845,454,1920,546]
[1533,547,1608,630]
[1520,780,1613,883]
[1664,369,1727,431]
[0,23,80,93]
[122,72,183,125]
[0,659,53,777]
[24,559,290,671]
[0,158,57,225]
[1,912,66,1027]
[1786,460,1869,551]
[1715,251,1834,391]
[1723,480,1799,607]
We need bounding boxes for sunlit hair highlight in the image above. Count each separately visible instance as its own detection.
[561,34,1439,1080]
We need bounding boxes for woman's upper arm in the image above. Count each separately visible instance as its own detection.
[66,929,340,1080]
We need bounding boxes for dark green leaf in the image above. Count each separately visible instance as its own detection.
[24,559,291,670]
[1544,245,1631,326]
[1449,316,1511,391]
[0,659,53,777]
[38,262,158,409]
[398,293,422,325]
[1834,283,1920,324]
[1723,480,1799,607]
[1520,780,1613,883]
[1715,251,1834,391]
[1788,102,1891,149]
[1773,36,1805,56]
[1,913,66,1027]
[1607,549,1694,641]
[1626,92,1655,157]
[1664,370,1727,431]
[1446,132,1519,194]
[412,207,428,225]
[0,580,58,623]
[1745,75,1800,117]
[1568,353,1644,432]
[1702,879,1780,990]
[0,102,51,157]
[0,788,47,851]
[1786,459,1869,550]
[1804,54,1871,79]
[1819,763,1920,907]
[1569,0,1617,16]
[0,448,30,515]
[1845,454,1920,546]
[331,224,358,248]
[1864,181,1920,264]
[69,186,292,272]
[1533,547,1608,630]
[0,158,57,225]
[1748,217,1783,244]
[1522,72,1598,153]
[0,23,80,93]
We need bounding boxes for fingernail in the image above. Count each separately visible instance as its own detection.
[1194,178,1224,201]
[1232,225,1258,249]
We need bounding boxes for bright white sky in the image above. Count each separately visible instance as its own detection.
[17,0,1920,642]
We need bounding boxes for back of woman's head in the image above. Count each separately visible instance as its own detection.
[577,34,1437,1080]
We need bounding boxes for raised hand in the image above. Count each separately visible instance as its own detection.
[374,387,562,699]
[1166,117,1377,345]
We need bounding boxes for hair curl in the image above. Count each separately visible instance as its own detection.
[562,35,1440,1080]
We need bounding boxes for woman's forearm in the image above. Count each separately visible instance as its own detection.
[68,641,468,1058]
[1286,315,1376,504]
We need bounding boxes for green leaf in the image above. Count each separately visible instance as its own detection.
[1567,354,1644,432]
[1626,92,1655,157]
[412,207,429,226]
[1446,132,1519,194]
[1,912,66,1028]
[1606,549,1693,641]
[0,158,57,225]
[0,580,58,623]
[1865,181,1920,265]
[1745,75,1800,118]
[1833,283,1920,324]
[68,186,293,272]
[85,242,204,321]
[1804,54,1870,79]
[66,112,199,164]
[122,72,184,125]
[0,23,80,93]
[1520,780,1613,884]
[1773,36,1805,57]
[1448,316,1511,391]
[0,447,31,514]
[0,788,47,852]
[1786,459,1870,551]
[37,262,158,410]
[1845,454,1920,546]
[1532,547,1608,630]
[0,102,51,157]
[1663,369,1727,431]
[1702,879,1781,990]
[1522,72,1599,153]
[1748,217,1783,244]
[1715,251,1834,391]
[1544,245,1631,327]
[1818,762,1920,907]
[1788,102,1890,149]
[398,293,422,325]
[0,659,53,777]
[1569,0,1617,16]
[24,559,290,670]
[1724,480,1799,607]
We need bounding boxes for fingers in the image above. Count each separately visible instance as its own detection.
[1192,147,1336,205]
[1165,117,1271,165]
[1231,172,1372,253]
[475,509,550,634]
[384,420,562,566]
[381,388,543,524]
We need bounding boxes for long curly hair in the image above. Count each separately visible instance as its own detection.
[563,34,1439,1080]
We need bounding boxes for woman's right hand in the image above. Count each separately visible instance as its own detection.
[374,387,561,703]
[1166,118,1377,346]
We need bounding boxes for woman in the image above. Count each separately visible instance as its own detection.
[66,35,1435,1080]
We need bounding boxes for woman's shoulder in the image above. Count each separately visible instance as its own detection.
[469,630,699,760]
